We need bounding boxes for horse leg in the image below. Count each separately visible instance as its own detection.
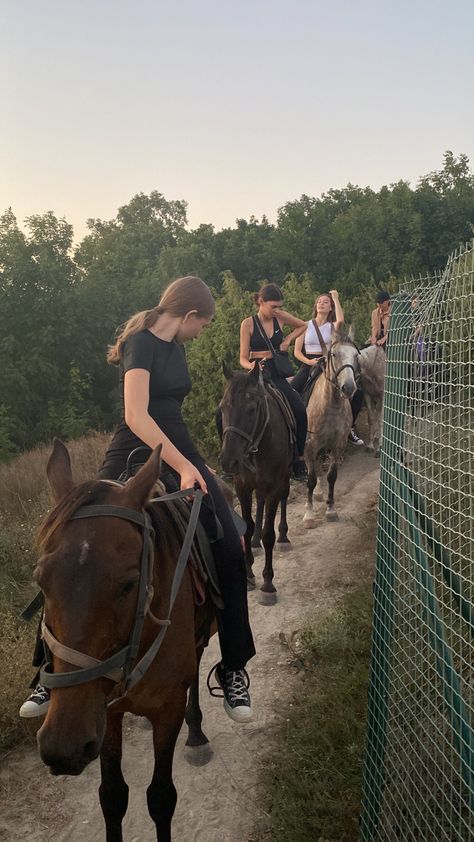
[259,495,279,605]
[184,645,213,767]
[99,712,129,842]
[277,492,291,551]
[365,398,375,453]
[303,465,317,529]
[326,459,339,521]
[147,694,186,842]
[239,488,256,588]
[251,495,264,552]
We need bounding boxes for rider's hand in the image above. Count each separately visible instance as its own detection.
[179,461,208,495]
[329,289,339,299]
[280,340,289,352]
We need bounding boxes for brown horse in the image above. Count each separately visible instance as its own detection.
[35,440,214,842]
[219,362,292,605]
[303,332,360,527]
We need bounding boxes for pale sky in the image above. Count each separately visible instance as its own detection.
[2,0,473,243]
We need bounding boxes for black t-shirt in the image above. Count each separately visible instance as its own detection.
[120,329,192,411]
[99,330,198,479]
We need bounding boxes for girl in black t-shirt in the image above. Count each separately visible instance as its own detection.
[20,276,255,724]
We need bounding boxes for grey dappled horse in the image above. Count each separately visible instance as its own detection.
[359,345,386,456]
[303,331,360,527]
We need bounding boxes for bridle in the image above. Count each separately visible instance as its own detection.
[221,383,270,472]
[323,340,360,394]
[24,485,203,706]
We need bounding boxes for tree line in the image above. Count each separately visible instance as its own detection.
[1,151,473,462]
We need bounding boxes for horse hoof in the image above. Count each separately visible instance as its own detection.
[277,541,292,552]
[326,510,339,521]
[315,492,324,502]
[365,445,374,454]
[303,517,316,529]
[258,590,277,606]
[183,742,213,767]
[374,449,380,458]
[247,577,256,591]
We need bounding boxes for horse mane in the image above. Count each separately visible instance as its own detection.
[37,480,111,553]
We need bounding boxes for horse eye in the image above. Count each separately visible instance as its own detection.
[119,579,138,598]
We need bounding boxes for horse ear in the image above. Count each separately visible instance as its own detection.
[249,360,261,382]
[222,361,234,381]
[348,324,356,342]
[47,439,74,502]
[121,445,163,508]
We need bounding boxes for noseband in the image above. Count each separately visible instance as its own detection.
[31,486,203,703]
[222,385,270,471]
[324,341,360,393]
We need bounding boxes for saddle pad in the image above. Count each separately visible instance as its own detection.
[147,494,224,611]
[265,383,296,442]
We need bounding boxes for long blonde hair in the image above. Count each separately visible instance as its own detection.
[107,276,215,365]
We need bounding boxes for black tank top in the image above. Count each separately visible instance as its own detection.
[250,316,283,352]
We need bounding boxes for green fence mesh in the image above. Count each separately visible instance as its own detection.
[360,242,474,841]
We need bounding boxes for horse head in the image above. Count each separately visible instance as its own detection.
[219,361,268,475]
[36,440,162,776]
[326,331,360,399]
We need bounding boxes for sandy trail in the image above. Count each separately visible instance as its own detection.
[0,446,379,842]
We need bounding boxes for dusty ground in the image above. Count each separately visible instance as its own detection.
[0,444,379,842]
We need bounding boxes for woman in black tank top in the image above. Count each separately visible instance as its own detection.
[239,283,309,480]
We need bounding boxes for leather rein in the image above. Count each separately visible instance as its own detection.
[24,486,204,706]
[311,319,359,394]
[222,383,270,472]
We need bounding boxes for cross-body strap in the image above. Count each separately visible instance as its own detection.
[253,315,276,357]
[312,319,329,356]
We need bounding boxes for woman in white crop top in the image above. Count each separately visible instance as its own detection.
[291,291,343,393]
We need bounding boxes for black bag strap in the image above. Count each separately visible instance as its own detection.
[253,315,276,356]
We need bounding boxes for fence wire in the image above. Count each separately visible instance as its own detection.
[360,241,474,841]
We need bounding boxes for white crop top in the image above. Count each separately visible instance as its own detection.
[304,320,332,354]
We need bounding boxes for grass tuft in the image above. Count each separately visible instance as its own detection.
[263,585,373,842]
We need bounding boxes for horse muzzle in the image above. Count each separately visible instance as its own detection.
[38,698,106,776]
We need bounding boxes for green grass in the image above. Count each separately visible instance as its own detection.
[262,585,373,842]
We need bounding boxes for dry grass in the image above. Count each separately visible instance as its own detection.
[0,433,109,754]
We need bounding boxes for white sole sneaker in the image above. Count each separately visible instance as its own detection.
[223,700,253,723]
[19,698,50,718]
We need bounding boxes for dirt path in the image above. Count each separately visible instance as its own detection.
[0,446,379,842]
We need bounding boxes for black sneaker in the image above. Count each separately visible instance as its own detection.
[207,663,252,723]
[292,460,308,481]
[19,684,50,718]
[348,429,364,446]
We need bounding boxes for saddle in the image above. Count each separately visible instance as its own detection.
[265,382,296,450]
[300,359,325,406]
[147,488,224,612]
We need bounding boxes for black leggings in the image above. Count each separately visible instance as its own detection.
[291,355,323,394]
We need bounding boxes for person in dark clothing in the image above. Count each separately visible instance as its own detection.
[20,276,255,724]
[239,284,308,479]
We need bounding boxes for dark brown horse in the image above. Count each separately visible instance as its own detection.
[35,440,214,842]
[219,362,292,605]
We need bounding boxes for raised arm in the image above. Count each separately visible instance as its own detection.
[277,309,307,352]
[124,368,208,492]
[329,290,344,331]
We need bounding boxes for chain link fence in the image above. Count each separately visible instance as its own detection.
[360,242,474,840]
